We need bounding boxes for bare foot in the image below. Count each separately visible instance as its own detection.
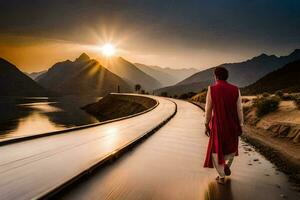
[216,176,225,184]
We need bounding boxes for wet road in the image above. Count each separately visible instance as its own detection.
[59,99,300,200]
[0,96,175,200]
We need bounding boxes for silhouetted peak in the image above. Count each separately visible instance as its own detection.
[117,56,126,61]
[117,57,132,64]
[251,53,277,61]
[75,53,90,62]
[289,49,300,56]
[255,53,269,59]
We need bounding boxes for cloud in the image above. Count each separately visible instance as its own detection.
[0,0,299,70]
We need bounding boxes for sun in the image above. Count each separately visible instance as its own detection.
[101,43,116,57]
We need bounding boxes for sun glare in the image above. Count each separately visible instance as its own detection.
[101,43,116,57]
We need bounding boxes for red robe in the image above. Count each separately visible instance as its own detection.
[204,80,242,168]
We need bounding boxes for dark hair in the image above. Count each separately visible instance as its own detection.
[214,67,228,80]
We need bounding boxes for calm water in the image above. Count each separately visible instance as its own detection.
[0,96,101,140]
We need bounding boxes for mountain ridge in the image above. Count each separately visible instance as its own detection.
[0,58,50,96]
[242,59,300,94]
[37,54,132,96]
[139,64,198,81]
[103,57,162,91]
[154,49,300,96]
[177,49,300,87]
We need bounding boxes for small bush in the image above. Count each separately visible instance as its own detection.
[179,92,197,99]
[242,98,250,103]
[294,98,300,109]
[275,90,284,98]
[262,92,270,98]
[243,105,252,115]
[281,94,295,100]
[252,96,260,105]
[195,91,207,103]
[200,88,208,93]
[160,92,168,97]
[254,96,280,117]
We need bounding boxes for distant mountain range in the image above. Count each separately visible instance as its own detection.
[242,59,300,95]
[25,70,46,80]
[135,63,198,87]
[2,49,299,97]
[154,81,210,97]
[0,58,49,96]
[103,57,162,91]
[37,53,132,96]
[154,49,300,96]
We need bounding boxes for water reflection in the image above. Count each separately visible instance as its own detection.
[204,179,234,200]
[0,96,101,140]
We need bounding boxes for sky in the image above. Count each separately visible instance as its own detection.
[0,0,300,72]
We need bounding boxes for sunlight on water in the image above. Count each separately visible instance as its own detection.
[0,96,101,140]
[18,102,63,112]
[6,111,65,139]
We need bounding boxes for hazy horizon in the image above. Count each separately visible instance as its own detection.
[1,0,300,72]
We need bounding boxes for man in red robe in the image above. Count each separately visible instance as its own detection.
[203,67,243,184]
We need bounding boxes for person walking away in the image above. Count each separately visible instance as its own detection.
[203,67,243,184]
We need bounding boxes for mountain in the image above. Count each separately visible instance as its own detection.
[154,81,210,97]
[135,63,198,86]
[0,58,49,96]
[103,57,162,91]
[178,49,300,87]
[242,60,300,95]
[26,70,47,80]
[134,63,178,87]
[37,53,132,96]
[153,49,300,96]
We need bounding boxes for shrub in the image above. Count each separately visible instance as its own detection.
[242,98,250,103]
[179,92,197,99]
[262,92,270,98]
[200,88,208,93]
[294,97,300,109]
[243,105,252,115]
[160,92,168,97]
[194,91,207,103]
[275,90,284,98]
[281,94,295,100]
[254,96,280,117]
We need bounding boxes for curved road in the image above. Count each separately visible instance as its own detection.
[0,96,176,200]
[59,99,299,200]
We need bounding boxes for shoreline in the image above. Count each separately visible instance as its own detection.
[0,94,159,146]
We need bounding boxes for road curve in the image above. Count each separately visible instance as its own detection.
[59,99,300,200]
[0,96,176,200]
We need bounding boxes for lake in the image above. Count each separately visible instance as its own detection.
[0,96,101,141]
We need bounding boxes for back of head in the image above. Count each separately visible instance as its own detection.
[214,67,228,81]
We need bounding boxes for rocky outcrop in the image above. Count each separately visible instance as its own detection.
[261,123,300,143]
